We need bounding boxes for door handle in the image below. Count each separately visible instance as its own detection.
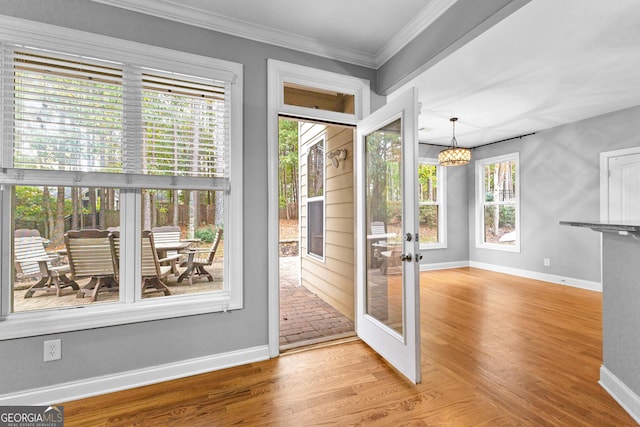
[400,253,412,262]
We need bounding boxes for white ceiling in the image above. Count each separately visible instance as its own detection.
[399,0,640,147]
[93,0,640,148]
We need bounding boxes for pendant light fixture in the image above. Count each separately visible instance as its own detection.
[438,117,471,166]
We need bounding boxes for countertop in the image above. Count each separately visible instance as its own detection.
[560,220,640,233]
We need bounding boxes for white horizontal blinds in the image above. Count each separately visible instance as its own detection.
[12,48,124,173]
[1,44,14,168]
[141,72,229,178]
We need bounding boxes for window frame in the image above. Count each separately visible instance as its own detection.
[305,135,326,261]
[475,152,520,253]
[418,158,447,250]
[0,16,243,340]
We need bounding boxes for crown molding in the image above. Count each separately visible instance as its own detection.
[89,0,376,68]
[375,0,458,68]
[90,0,459,70]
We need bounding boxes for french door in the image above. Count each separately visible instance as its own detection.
[355,88,421,383]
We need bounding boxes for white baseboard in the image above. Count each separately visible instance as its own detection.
[469,261,602,292]
[420,260,469,271]
[0,345,270,406]
[599,365,640,424]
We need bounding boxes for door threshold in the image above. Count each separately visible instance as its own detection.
[280,332,358,355]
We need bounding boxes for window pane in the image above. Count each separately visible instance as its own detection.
[284,82,354,114]
[483,205,516,245]
[483,160,516,202]
[418,163,437,202]
[142,73,228,178]
[307,140,324,198]
[419,204,438,244]
[13,50,123,173]
[364,118,403,335]
[142,189,224,299]
[307,200,324,258]
[12,186,120,312]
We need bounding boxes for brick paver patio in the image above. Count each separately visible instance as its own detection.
[13,255,354,350]
[279,256,354,350]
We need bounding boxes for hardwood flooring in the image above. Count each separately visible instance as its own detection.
[60,267,636,426]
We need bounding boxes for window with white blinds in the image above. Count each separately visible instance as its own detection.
[0,19,243,338]
[2,46,230,181]
[141,72,229,178]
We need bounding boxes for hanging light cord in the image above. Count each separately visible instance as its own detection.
[450,117,458,148]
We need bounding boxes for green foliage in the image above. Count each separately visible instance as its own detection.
[14,186,45,221]
[195,224,219,243]
[419,205,438,225]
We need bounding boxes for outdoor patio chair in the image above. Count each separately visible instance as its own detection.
[369,221,396,268]
[65,229,118,302]
[151,225,183,275]
[141,230,172,296]
[14,229,79,298]
[178,228,223,285]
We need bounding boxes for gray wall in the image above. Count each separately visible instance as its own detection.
[469,105,640,283]
[418,144,469,265]
[0,0,380,396]
[603,232,640,397]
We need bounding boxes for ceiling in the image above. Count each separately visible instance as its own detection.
[92,0,640,148]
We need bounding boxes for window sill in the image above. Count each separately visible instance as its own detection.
[0,292,236,340]
[476,243,521,253]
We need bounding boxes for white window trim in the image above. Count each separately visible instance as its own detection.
[0,16,244,340]
[418,158,447,250]
[475,152,520,253]
[271,60,370,126]
[305,135,326,262]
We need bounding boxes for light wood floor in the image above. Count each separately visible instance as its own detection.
[60,267,636,426]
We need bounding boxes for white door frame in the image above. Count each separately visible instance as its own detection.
[600,146,640,221]
[267,59,370,357]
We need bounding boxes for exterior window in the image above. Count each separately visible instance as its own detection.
[418,159,446,249]
[476,153,520,252]
[0,27,242,339]
[307,138,325,258]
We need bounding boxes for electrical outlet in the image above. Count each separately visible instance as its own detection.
[543,258,551,267]
[44,339,61,362]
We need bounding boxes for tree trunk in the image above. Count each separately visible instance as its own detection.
[143,190,151,231]
[51,187,65,247]
[71,187,79,230]
[172,190,179,226]
[88,188,97,229]
[215,190,223,227]
[150,191,156,228]
[43,186,54,239]
[99,188,106,229]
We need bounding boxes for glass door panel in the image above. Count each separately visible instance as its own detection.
[365,118,403,335]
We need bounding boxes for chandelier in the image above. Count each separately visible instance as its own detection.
[438,117,471,166]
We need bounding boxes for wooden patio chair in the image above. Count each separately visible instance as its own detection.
[65,229,118,302]
[178,229,223,285]
[151,225,183,275]
[370,221,393,267]
[141,230,172,296]
[14,229,79,298]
